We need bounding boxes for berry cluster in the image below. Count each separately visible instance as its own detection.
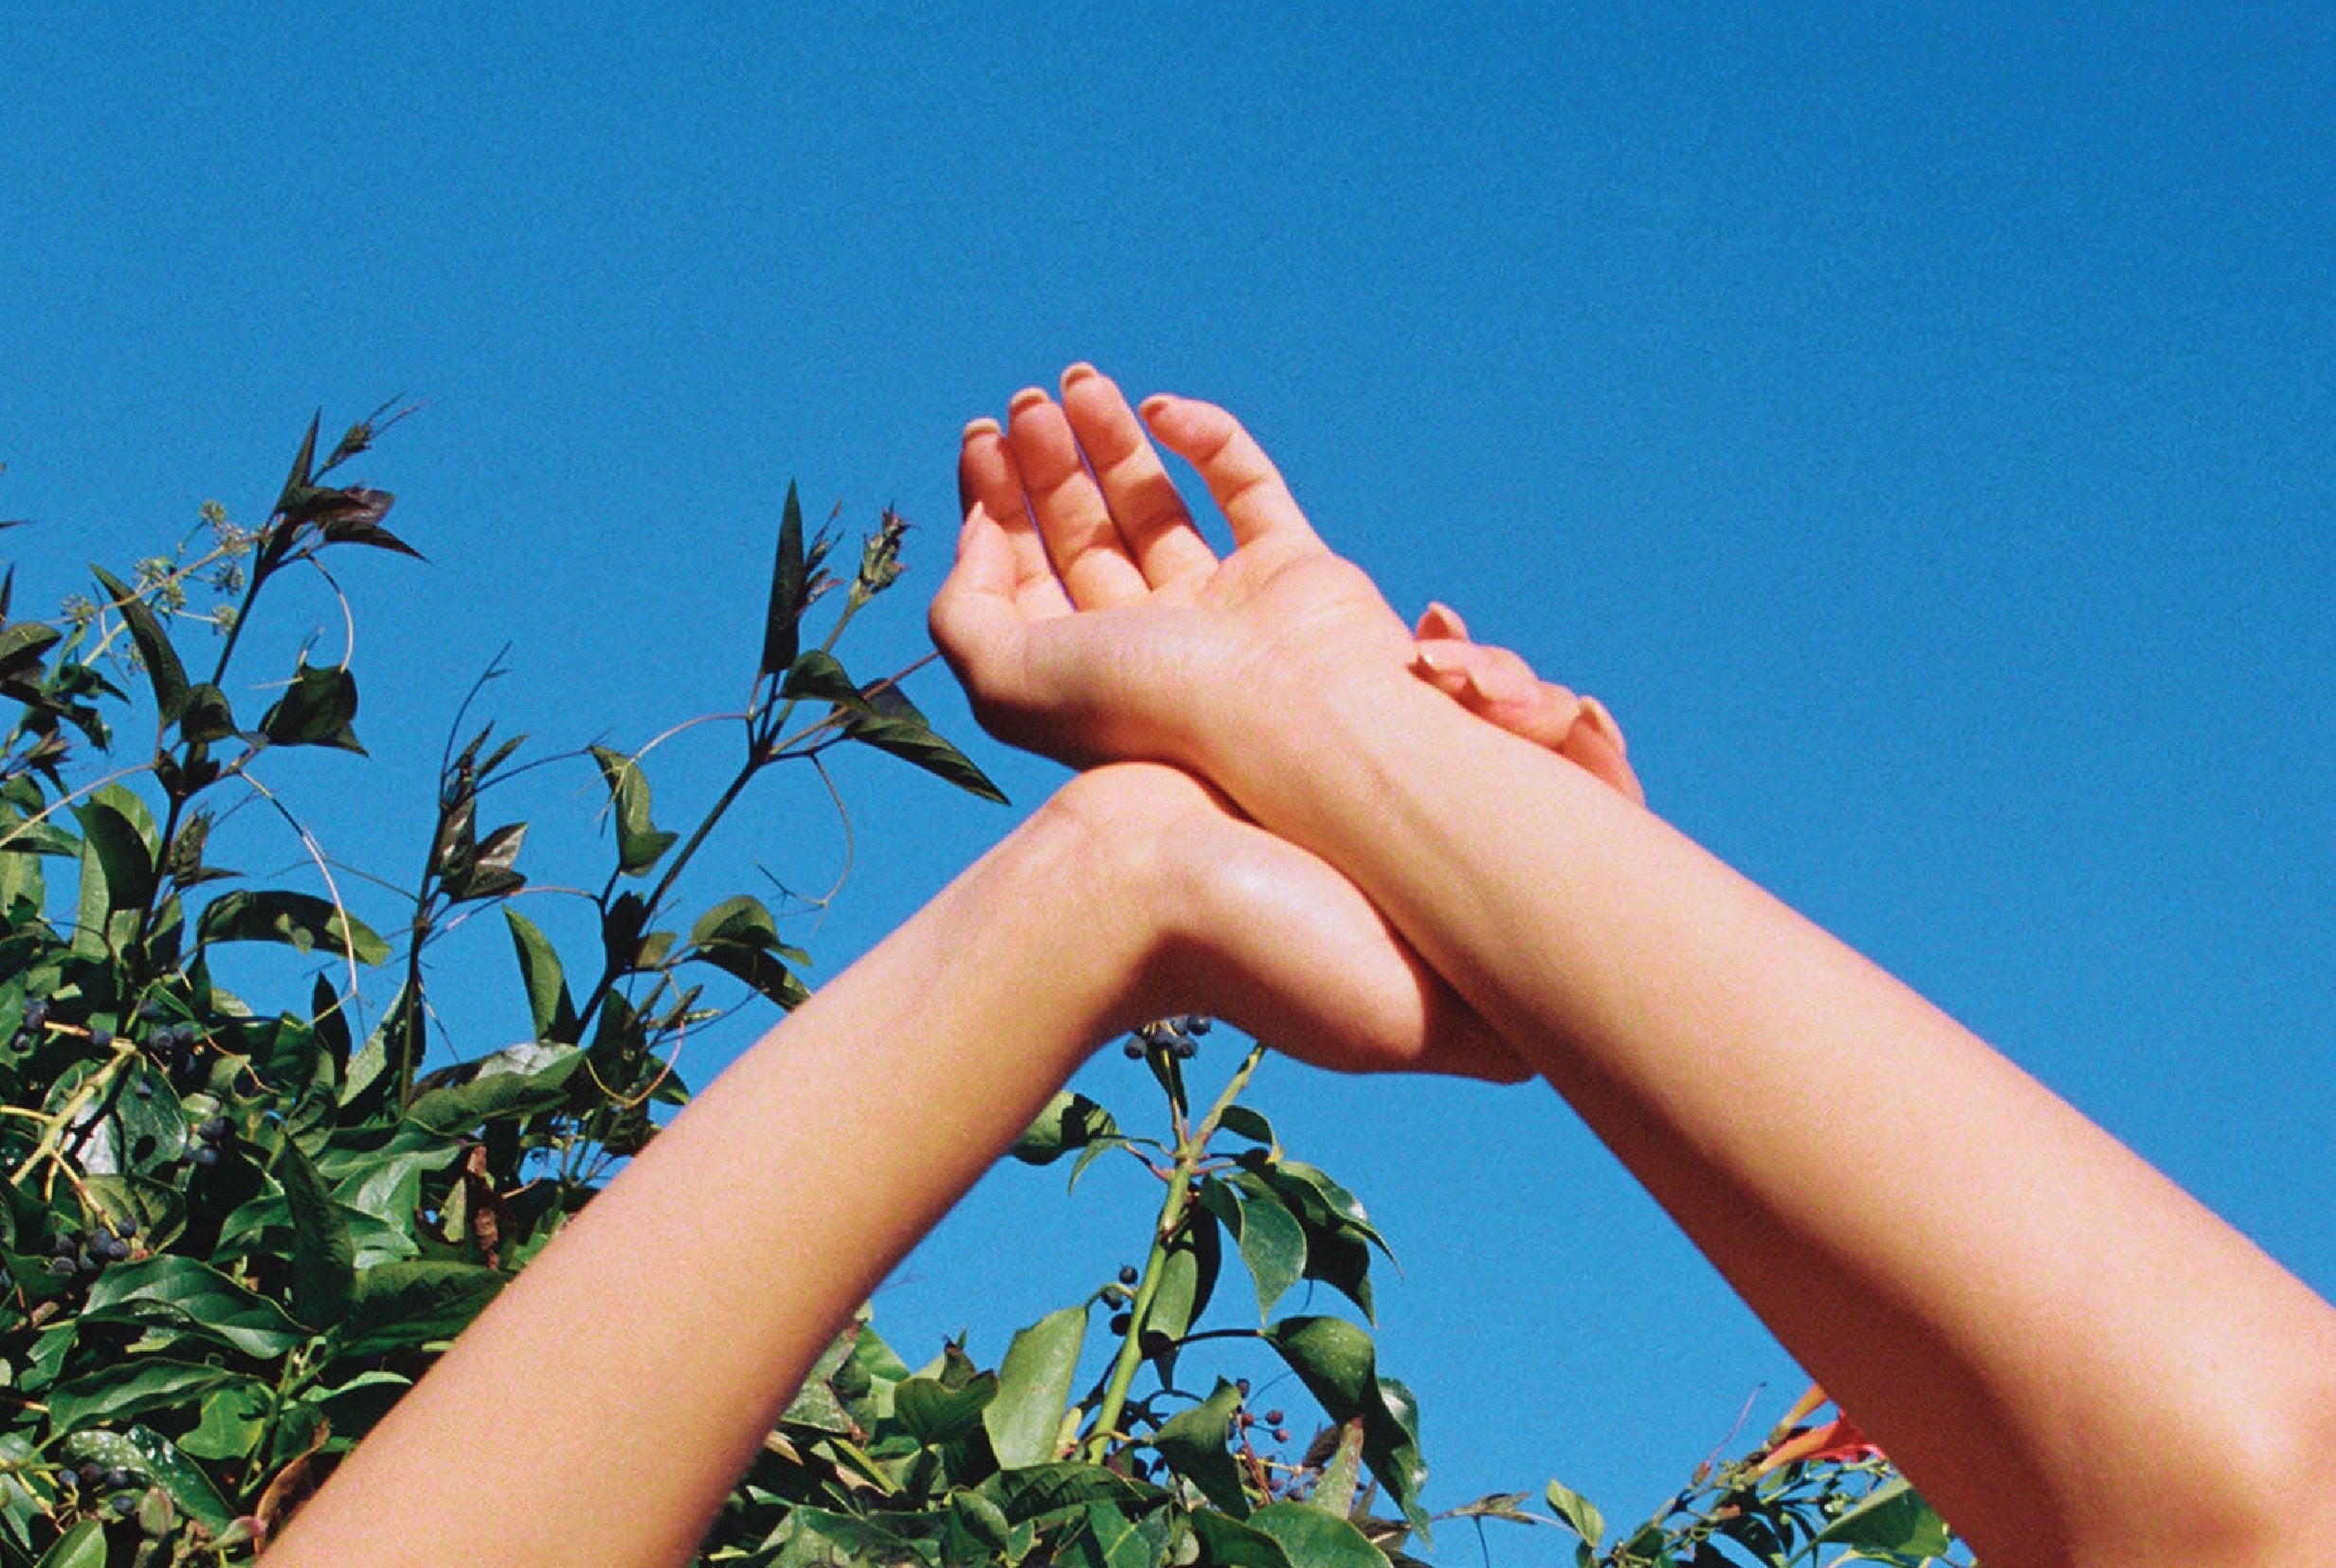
[56,1462,142,1518]
[189,1113,232,1167]
[45,1215,137,1281]
[10,996,50,1049]
[1120,1015,1213,1062]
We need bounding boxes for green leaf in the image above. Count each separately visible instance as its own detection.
[696,940,810,1009]
[844,685,1008,804]
[275,1137,355,1328]
[1544,1479,1604,1548]
[503,906,579,1041]
[1012,1091,1121,1167]
[689,892,791,952]
[1310,1420,1365,1518]
[762,481,808,678]
[259,661,364,752]
[1264,1318,1428,1540]
[1188,1512,1295,1568]
[61,1426,235,1531]
[1246,1504,1392,1568]
[91,564,188,722]
[894,1371,998,1445]
[1812,1478,1953,1557]
[45,1360,236,1433]
[1146,1208,1220,1381]
[589,746,678,876]
[338,1261,504,1356]
[983,1305,1088,1469]
[1216,1176,1306,1321]
[982,1462,1157,1523]
[198,889,389,964]
[178,682,236,743]
[176,1381,271,1462]
[1070,1502,1161,1568]
[72,800,155,916]
[405,1042,585,1133]
[781,649,865,707]
[1151,1379,1249,1518]
[1215,1105,1276,1148]
[81,1257,308,1358]
[32,1520,103,1568]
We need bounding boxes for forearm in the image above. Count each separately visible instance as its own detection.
[265,804,1153,1568]
[1226,676,2336,1567]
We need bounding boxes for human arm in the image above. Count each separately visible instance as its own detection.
[260,644,1639,1566]
[929,368,2336,1568]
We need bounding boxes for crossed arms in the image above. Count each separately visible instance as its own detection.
[267,368,2336,1568]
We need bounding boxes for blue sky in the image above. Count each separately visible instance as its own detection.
[5,2,2331,1534]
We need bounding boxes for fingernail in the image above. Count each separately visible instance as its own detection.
[1467,661,1539,708]
[1060,362,1098,388]
[962,417,1002,441]
[1008,387,1048,416]
[1413,640,1467,675]
[1137,393,1173,422]
[1579,694,1627,755]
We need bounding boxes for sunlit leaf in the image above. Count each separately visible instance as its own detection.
[983,1305,1088,1469]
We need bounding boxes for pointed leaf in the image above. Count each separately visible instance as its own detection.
[72,799,155,916]
[178,682,236,743]
[1246,1505,1392,1568]
[762,481,807,677]
[1187,1512,1295,1568]
[1012,1091,1121,1166]
[274,1138,354,1328]
[589,746,677,876]
[259,662,363,752]
[338,1261,504,1356]
[893,1371,998,1445]
[983,1305,1088,1469]
[503,907,579,1041]
[1152,1379,1250,1518]
[844,684,1008,803]
[198,890,389,964]
[91,564,189,721]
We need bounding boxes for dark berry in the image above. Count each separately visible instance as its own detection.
[1238,1410,1254,1427]
[1236,1379,1251,1397]
[190,1146,220,1167]
[45,1256,73,1279]
[23,999,48,1030]
[136,1000,163,1021]
[1188,1017,1212,1035]
[1273,1428,1290,1443]
[197,1115,230,1144]
[87,1025,113,1049]
[109,1493,136,1516]
[99,1234,129,1262]
[51,1233,76,1257]
[1263,1409,1284,1426]
[1121,1038,1144,1059]
[1109,1312,1132,1335]
[54,1467,77,1491]
[104,1467,131,1490]
[1117,1265,1139,1287]
[77,1462,102,1487]
[114,1216,136,1238]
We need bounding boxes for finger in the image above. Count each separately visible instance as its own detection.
[1138,394,1323,550]
[960,419,1073,622]
[1415,640,1588,750]
[1414,602,1470,640]
[1006,387,1152,608]
[1059,364,1220,588]
[1561,698,1647,804]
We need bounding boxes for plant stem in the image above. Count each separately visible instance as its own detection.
[1083,1043,1266,1461]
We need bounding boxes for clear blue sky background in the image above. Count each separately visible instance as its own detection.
[5,2,2331,1536]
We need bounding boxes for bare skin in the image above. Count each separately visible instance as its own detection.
[929,366,2336,1568]
[260,625,1620,1562]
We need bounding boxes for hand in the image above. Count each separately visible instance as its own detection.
[1040,620,1639,1082]
[1410,602,1644,805]
[931,366,1422,774]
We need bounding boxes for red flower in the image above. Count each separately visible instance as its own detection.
[1753,1385,1884,1474]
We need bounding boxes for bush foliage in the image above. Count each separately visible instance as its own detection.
[0,414,1965,1566]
